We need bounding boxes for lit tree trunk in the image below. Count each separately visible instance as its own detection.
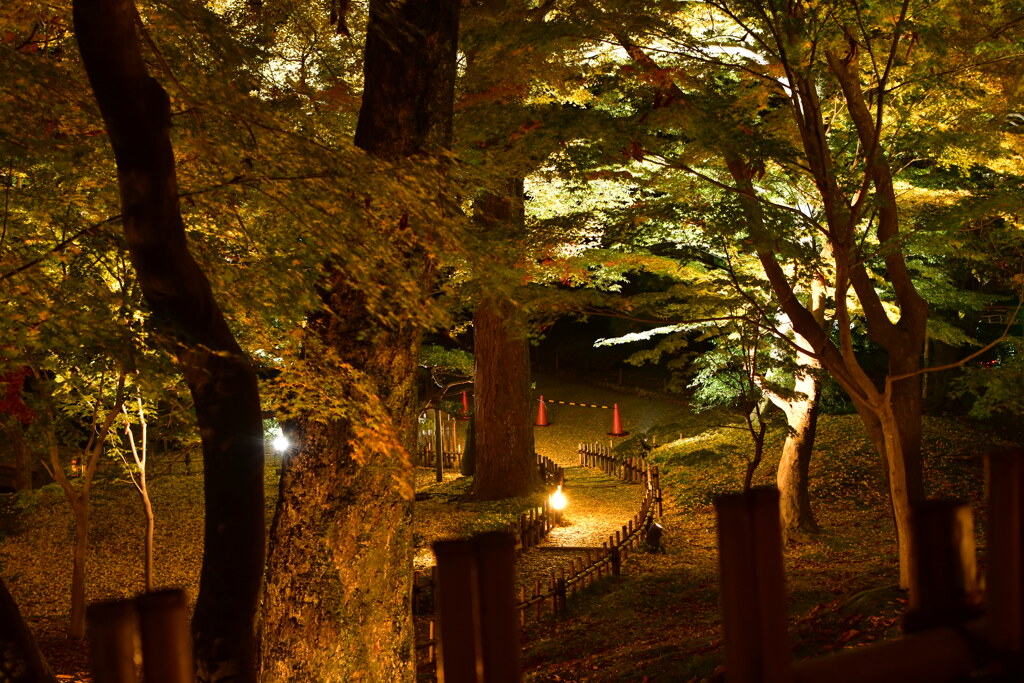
[468,179,538,500]
[769,279,826,543]
[855,356,926,586]
[142,488,155,591]
[470,296,537,499]
[70,503,88,637]
[42,372,124,640]
[773,365,822,543]
[260,1,458,680]
[742,398,769,493]
[260,304,422,682]
[73,2,267,678]
[123,398,156,591]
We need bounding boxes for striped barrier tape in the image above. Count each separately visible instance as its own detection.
[538,398,611,410]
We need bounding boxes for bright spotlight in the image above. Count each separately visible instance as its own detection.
[549,485,567,511]
[272,435,290,452]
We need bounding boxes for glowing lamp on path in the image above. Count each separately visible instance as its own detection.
[272,435,290,452]
[549,485,568,512]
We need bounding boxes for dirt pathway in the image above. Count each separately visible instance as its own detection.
[514,374,690,587]
[532,373,688,467]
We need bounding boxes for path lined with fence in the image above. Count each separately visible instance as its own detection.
[413,444,663,672]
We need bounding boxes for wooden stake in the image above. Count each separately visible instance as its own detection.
[87,599,139,683]
[137,589,192,683]
[987,448,1024,655]
[715,488,792,683]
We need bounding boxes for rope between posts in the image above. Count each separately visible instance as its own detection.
[538,397,612,410]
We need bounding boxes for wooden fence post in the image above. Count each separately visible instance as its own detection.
[434,532,519,683]
[473,532,519,683]
[136,589,193,683]
[903,500,980,633]
[429,620,437,668]
[556,577,567,613]
[434,539,482,683]
[715,488,792,683]
[433,406,444,483]
[87,599,139,683]
[987,448,1024,658]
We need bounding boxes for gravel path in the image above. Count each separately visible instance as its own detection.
[514,374,690,590]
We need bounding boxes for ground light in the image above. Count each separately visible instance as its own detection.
[549,484,567,512]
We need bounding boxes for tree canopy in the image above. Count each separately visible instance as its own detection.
[3,0,1024,679]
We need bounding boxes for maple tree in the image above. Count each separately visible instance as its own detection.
[258,0,461,679]
[559,0,1024,591]
[2,0,1024,679]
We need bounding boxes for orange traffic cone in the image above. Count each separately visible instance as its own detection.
[607,403,629,437]
[535,396,551,427]
[459,390,471,421]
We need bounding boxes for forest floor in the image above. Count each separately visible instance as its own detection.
[0,372,1004,682]
[415,373,999,682]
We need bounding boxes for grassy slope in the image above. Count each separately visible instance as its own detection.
[0,413,999,682]
[519,413,994,682]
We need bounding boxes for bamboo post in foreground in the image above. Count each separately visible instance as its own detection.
[474,533,519,683]
[434,539,481,683]
[137,589,193,683]
[87,599,139,683]
[434,532,519,683]
[88,588,194,683]
[903,500,980,633]
[715,488,792,683]
[987,448,1024,659]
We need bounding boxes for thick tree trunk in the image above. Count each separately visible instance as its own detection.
[260,1,458,680]
[848,363,925,590]
[73,3,266,679]
[470,297,537,500]
[0,576,58,683]
[467,178,537,500]
[883,358,926,590]
[260,295,420,682]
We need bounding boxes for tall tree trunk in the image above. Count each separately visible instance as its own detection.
[470,297,537,500]
[260,300,421,682]
[260,1,458,680]
[69,504,89,640]
[881,357,926,589]
[468,179,537,500]
[773,281,825,543]
[73,3,266,679]
[845,361,926,591]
